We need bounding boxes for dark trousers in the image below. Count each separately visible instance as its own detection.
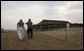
[27,28,33,39]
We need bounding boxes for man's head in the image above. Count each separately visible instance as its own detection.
[28,19,31,22]
[20,19,23,22]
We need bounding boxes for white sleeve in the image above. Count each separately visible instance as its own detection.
[17,25,19,30]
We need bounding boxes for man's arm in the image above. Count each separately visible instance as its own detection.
[23,23,25,30]
[25,23,27,25]
[17,23,19,30]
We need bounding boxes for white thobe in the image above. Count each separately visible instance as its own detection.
[17,25,24,40]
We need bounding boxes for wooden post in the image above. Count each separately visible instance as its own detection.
[65,28,67,42]
[65,28,68,49]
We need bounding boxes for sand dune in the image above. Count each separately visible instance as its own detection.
[1,27,83,50]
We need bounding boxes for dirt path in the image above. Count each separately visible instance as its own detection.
[1,27,83,50]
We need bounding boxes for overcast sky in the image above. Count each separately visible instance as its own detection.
[1,1,83,30]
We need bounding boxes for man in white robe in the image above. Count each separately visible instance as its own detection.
[17,19,25,40]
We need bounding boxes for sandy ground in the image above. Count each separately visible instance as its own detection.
[1,27,83,50]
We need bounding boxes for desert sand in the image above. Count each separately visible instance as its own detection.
[1,27,83,50]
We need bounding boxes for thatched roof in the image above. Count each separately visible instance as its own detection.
[37,19,71,25]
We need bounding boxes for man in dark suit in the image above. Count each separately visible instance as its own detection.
[25,19,33,39]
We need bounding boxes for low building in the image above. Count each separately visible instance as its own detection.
[33,19,71,31]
